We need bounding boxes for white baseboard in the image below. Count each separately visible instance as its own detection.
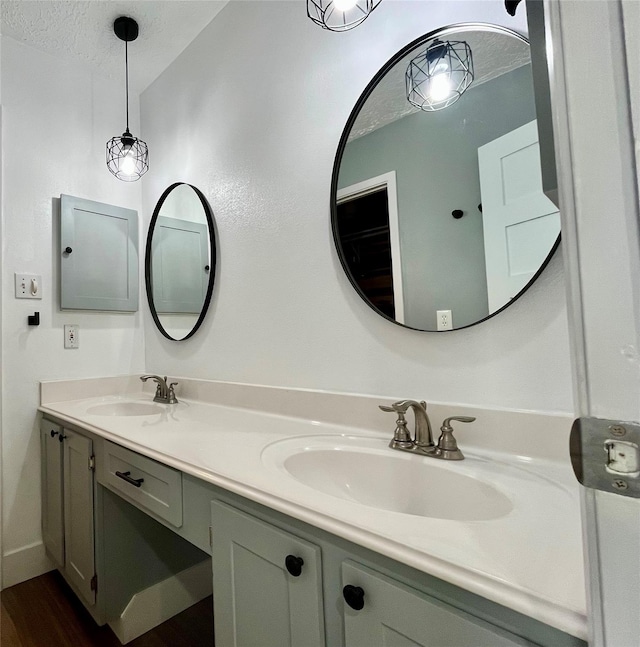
[2,541,54,589]
[108,558,212,644]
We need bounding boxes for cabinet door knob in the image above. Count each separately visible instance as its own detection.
[64,246,73,254]
[343,585,365,610]
[58,434,66,443]
[50,429,59,438]
[285,554,304,577]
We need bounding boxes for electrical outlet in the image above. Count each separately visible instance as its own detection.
[437,309,453,331]
[64,324,79,349]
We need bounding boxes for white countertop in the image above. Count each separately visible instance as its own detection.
[39,387,587,640]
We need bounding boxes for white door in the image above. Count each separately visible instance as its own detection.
[546,1,640,646]
[478,120,560,313]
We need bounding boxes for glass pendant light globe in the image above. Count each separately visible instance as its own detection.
[406,39,474,111]
[106,17,149,181]
[307,0,382,32]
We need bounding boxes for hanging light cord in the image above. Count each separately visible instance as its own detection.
[124,39,130,133]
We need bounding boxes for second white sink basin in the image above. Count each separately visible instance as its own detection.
[262,436,513,521]
[87,402,165,417]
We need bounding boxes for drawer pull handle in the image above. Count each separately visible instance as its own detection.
[343,585,365,610]
[285,555,304,577]
[115,470,144,487]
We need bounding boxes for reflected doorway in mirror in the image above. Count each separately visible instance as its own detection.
[337,171,404,323]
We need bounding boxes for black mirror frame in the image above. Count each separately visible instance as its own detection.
[330,22,561,332]
[145,182,217,341]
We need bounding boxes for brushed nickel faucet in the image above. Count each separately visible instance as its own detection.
[379,400,475,460]
[140,375,179,404]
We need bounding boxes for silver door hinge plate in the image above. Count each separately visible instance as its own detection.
[91,574,98,592]
[89,455,95,471]
[570,417,640,498]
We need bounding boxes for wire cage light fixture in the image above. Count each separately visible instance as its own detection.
[106,16,149,182]
[405,39,474,112]
[307,0,382,32]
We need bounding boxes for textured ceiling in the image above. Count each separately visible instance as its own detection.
[1,0,230,94]
[349,30,531,141]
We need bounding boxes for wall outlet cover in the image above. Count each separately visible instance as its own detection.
[64,324,79,349]
[437,309,453,331]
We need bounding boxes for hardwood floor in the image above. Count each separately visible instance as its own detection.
[1,571,214,646]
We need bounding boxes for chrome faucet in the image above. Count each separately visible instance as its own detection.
[140,375,179,404]
[379,400,475,460]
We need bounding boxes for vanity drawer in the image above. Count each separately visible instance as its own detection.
[102,441,183,527]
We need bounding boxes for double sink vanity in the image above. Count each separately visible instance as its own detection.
[39,374,587,646]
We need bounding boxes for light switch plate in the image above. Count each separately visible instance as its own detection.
[15,273,42,299]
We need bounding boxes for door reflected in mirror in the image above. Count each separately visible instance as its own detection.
[145,183,216,341]
[332,25,560,331]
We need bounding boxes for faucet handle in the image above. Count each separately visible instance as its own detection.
[442,416,475,427]
[167,382,179,405]
[436,416,476,460]
[380,405,414,449]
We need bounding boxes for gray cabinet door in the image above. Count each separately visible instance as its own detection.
[342,561,532,647]
[63,429,95,606]
[60,194,138,311]
[40,419,64,567]
[211,501,325,647]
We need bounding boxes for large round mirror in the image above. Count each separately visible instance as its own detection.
[332,24,560,331]
[145,183,216,341]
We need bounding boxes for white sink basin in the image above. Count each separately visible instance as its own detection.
[86,402,165,417]
[262,436,513,521]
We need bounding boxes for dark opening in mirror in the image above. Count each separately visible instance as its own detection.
[331,24,560,331]
[145,183,217,341]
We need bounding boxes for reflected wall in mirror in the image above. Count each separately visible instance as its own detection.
[332,24,560,331]
[145,183,216,341]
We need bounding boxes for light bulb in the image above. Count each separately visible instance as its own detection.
[333,0,357,11]
[119,151,136,176]
[428,72,453,102]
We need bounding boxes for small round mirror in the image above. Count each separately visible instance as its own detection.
[332,24,560,331]
[145,183,216,340]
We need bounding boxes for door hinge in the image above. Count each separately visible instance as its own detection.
[209,526,213,547]
[89,455,95,472]
[570,417,640,498]
[90,574,98,592]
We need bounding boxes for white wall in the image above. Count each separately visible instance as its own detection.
[141,0,573,413]
[0,37,145,587]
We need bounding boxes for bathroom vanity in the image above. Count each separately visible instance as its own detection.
[39,376,587,646]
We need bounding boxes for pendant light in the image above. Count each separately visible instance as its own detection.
[307,0,382,32]
[106,17,149,181]
[406,39,474,112]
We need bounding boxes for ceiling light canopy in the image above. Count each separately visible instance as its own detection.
[405,39,474,111]
[307,0,382,32]
[106,16,149,182]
